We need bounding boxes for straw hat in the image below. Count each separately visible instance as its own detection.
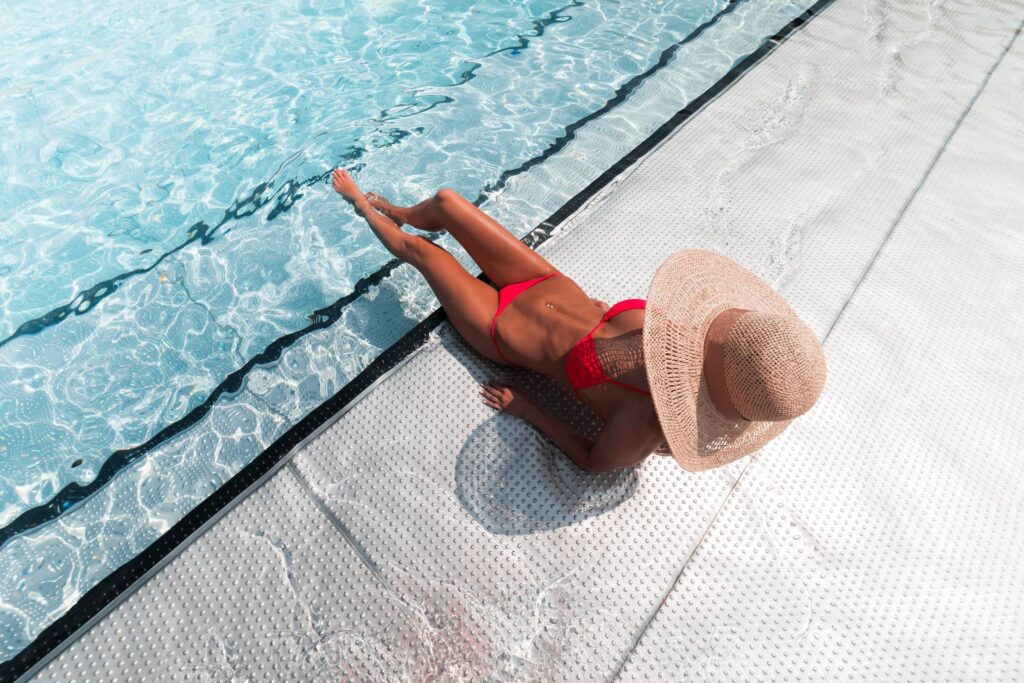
[643,249,827,471]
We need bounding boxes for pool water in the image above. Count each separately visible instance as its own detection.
[0,0,819,663]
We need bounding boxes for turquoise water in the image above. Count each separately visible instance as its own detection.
[0,0,818,663]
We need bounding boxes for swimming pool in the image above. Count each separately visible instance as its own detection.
[1,0,823,666]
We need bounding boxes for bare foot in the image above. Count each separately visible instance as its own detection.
[330,168,363,202]
[364,192,407,227]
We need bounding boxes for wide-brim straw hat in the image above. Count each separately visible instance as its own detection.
[643,249,827,472]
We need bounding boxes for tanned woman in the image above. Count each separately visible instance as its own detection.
[331,168,826,473]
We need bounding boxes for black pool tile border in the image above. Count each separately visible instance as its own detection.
[2,1,836,679]
[0,0,760,547]
[0,0,755,549]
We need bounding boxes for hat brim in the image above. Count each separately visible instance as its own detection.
[643,250,798,471]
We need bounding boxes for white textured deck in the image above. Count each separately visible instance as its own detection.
[34,0,1024,680]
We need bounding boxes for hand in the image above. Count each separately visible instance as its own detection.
[479,383,532,418]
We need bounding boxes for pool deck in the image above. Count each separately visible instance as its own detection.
[31,0,1024,680]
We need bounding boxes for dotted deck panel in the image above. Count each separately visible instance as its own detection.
[34,469,436,681]
[32,0,1024,680]
[618,21,1024,683]
[289,327,748,681]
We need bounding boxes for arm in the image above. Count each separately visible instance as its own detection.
[517,398,594,469]
[480,384,652,472]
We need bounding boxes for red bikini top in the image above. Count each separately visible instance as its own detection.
[564,299,651,396]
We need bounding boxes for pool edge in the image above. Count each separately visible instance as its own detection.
[5,2,838,679]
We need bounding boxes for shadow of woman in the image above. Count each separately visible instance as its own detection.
[454,415,640,536]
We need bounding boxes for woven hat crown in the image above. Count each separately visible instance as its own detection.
[723,311,827,422]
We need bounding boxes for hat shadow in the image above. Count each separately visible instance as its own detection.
[449,340,640,536]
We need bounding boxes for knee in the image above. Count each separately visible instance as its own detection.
[434,187,463,208]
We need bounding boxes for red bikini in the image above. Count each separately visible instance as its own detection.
[490,274,652,397]
[563,298,651,396]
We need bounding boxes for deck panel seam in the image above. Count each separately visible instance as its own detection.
[609,17,1024,680]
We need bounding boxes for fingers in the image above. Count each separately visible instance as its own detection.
[480,383,510,397]
[478,382,506,410]
[479,383,501,400]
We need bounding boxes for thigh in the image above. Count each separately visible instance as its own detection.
[406,237,506,365]
[433,188,557,289]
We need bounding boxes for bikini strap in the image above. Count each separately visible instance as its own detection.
[601,298,646,323]
[606,379,652,396]
[577,297,646,345]
[587,298,646,335]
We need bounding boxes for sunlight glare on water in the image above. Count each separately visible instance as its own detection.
[0,0,820,662]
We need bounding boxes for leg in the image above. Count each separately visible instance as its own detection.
[366,188,556,289]
[404,239,508,366]
[332,170,506,364]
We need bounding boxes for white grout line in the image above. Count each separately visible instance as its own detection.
[820,20,1024,346]
[609,460,753,681]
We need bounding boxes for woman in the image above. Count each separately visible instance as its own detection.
[331,169,827,473]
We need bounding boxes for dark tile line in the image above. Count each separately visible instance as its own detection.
[0,0,751,548]
[3,2,832,679]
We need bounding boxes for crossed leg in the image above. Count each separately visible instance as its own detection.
[365,188,557,288]
[331,170,506,365]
